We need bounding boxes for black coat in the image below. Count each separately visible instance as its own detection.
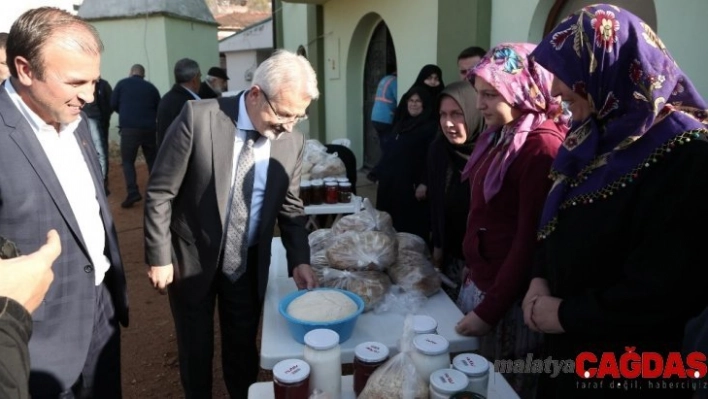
[156,84,195,147]
[198,81,219,100]
[0,297,32,399]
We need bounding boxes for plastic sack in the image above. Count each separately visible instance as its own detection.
[309,152,346,179]
[308,228,335,254]
[304,139,328,165]
[388,250,442,297]
[308,388,332,399]
[331,198,396,236]
[358,315,429,399]
[396,232,431,258]
[373,285,426,315]
[325,231,398,271]
[313,266,391,311]
[310,250,329,268]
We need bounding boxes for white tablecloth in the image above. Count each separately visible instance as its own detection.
[248,372,520,398]
[260,238,479,370]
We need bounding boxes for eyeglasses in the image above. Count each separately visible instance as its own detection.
[261,90,308,126]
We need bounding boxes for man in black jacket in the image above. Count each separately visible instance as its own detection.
[83,78,113,193]
[0,231,61,399]
[198,66,228,99]
[156,58,201,148]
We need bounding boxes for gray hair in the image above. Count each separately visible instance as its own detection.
[174,58,200,84]
[7,7,102,80]
[251,49,319,101]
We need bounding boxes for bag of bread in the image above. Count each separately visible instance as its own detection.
[325,231,397,271]
[304,139,328,165]
[358,315,429,399]
[310,152,346,179]
[308,228,335,254]
[388,249,441,297]
[313,267,391,311]
[310,250,329,268]
[330,198,396,236]
[396,232,430,258]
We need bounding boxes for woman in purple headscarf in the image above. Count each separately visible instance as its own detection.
[523,4,708,398]
[455,42,568,397]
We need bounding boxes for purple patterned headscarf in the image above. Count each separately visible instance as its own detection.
[462,42,568,202]
[533,4,708,239]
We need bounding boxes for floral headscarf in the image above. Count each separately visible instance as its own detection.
[461,42,568,202]
[532,4,708,239]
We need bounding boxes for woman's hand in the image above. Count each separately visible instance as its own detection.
[523,278,550,330]
[455,310,492,336]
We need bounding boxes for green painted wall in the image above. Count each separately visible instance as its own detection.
[163,17,220,88]
[437,0,491,82]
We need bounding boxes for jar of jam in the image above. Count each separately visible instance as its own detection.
[336,177,349,184]
[323,176,337,185]
[299,180,312,206]
[310,179,324,205]
[273,358,311,399]
[325,182,339,204]
[337,182,352,203]
[353,341,389,396]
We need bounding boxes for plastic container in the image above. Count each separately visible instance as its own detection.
[299,181,312,206]
[452,353,489,396]
[272,358,311,399]
[304,329,341,399]
[353,341,389,396]
[413,314,438,334]
[410,334,451,381]
[429,368,470,399]
[278,288,365,344]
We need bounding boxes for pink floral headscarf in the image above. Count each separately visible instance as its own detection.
[461,42,569,202]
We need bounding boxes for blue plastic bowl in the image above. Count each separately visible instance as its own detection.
[279,288,365,345]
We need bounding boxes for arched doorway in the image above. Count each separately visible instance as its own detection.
[544,0,657,35]
[362,21,396,170]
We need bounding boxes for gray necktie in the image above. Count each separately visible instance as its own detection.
[222,130,259,282]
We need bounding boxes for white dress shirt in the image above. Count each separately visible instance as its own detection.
[5,80,111,285]
[227,93,271,246]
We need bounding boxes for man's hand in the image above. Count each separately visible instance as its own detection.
[455,310,493,336]
[0,230,61,313]
[292,264,318,290]
[523,277,550,331]
[147,264,174,295]
[415,184,427,201]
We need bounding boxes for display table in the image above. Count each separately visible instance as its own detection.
[303,195,362,229]
[260,238,479,370]
[248,371,520,398]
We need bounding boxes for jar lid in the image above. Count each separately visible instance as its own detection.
[429,368,469,394]
[300,181,312,187]
[336,177,349,182]
[413,315,438,334]
[310,179,324,185]
[323,177,337,182]
[325,182,338,186]
[450,391,487,399]
[413,334,449,355]
[339,182,351,187]
[273,359,310,384]
[452,353,489,377]
[354,341,389,363]
[304,328,339,350]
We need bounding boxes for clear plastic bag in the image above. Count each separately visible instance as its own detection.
[325,231,398,271]
[304,139,328,165]
[396,232,431,258]
[313,266,391,311]
[308,228,334,254]
[310,152,346,179]
[358,315,429,398]
[373,285,427,315]
[388,250,442,297]
[331,198,396,236]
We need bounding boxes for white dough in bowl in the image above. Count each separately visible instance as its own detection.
[287,290,358,322]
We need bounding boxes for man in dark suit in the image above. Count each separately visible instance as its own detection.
[198,66,229,99]
[144,49,318,398]
[156,58,201,148]
[0,7,129,398]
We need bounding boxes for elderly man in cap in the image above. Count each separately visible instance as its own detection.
[199,66,229,99]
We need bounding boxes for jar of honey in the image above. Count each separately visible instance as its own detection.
[325,182,339,204]
[273,358,311,399]
[338,182,352,203]
[310,179,324,205]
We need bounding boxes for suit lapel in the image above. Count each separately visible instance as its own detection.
[212,95,239,225]
[3,96,89,255]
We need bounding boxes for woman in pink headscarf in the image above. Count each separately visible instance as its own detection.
[455,42,568,397]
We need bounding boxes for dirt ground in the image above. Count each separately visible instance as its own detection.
[107,160,231,398]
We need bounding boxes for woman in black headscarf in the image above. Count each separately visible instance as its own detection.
[376,85,438,239]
